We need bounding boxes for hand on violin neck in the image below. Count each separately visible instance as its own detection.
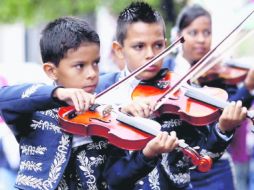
[53,87,95,112]
[244,69,254,91]
[218,101,247,133]
[120,98,155,118]
[142,131,179,158]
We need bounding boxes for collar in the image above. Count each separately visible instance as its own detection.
[119,66,141,89]
[175,52,191,68]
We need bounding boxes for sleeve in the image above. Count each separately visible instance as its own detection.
[197,122,234,162]
[103,146,160,189]
[227,85,253,108]
[0,83,65,124]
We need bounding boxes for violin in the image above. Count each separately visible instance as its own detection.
[226,57,254,70]
[184,85,254,126]
[132,69,228,126]
[58,104,212,172]
[132,67,254,126]
[198,63,248,86]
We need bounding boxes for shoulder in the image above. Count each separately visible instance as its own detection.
[96,72,121,93]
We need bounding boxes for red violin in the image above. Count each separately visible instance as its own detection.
[132,69,229,126]
[58,104,212,172]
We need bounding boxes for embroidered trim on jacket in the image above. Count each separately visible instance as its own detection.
[148,168,160,190]
[200,149,224,159]
[43,134,70,189]
[161,153,190,185]
[86,141,107,150]
[31,120,61,133]
[20,160,42,172]
[161,119,182,129]
[38,110,58,120]
[78,149,106,190]
[21,84,44,98]
[16,134,70,190]
[21,145,47,156]
[16,174,44,190]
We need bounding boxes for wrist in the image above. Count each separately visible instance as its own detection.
[218,126,235,136]
[142,147,157,159]
[244,81,254,92]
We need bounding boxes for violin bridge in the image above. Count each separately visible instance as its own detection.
[102,105,113,117]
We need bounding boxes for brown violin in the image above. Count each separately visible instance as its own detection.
[198,63,248,86]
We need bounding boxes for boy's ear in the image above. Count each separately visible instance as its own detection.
[112,41,125,60]
[43,62,58,80]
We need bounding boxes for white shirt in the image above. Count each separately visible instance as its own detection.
[97,66,140,106]
[173,52,191,77]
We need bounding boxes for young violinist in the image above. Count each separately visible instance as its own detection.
[163,4,254,190]
[96,2,248,189]
[0,16,180,190]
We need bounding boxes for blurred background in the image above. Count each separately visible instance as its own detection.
[0,0,254,189]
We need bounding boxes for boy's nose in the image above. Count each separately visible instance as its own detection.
[146,47,155,59]
[86,66,97,79]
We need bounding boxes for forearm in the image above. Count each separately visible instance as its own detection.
[0,84,63,113]
[0,83,65,124]
[228,85,252,108]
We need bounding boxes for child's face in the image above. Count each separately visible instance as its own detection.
[180,16,212,63]
[116,22,166,80]
[52,43,100,93]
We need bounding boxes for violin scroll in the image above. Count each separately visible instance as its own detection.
[178,142,212,172]
[197,155,213,172]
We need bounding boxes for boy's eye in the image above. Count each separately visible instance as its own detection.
[75,64,84,69]
[133,44,144,50]
[93,58,100,66]
[93,61,99,67]
[154,43,164,50]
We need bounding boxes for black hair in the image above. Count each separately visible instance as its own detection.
[176,4,211,33]
[40,16,100,66]
[116,1,165,45]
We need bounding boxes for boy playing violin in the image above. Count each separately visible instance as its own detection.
[96,2,247,189]
[0,16,180,190]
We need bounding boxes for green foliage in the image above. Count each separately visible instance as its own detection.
[0,0,184,26]
[0,0,100,25]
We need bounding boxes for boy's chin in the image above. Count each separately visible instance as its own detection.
[137,72,158,81]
